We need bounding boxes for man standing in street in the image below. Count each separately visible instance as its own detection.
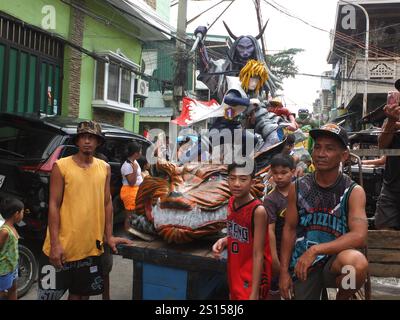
[38,121,132,300]
[279,123,368,300]
[375,102,400,230]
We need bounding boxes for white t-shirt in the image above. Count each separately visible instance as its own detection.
[121,160,143,186]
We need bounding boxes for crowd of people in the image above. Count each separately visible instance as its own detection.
[1,101,399,301]
[212,123,369,300]
[209,100,400,300]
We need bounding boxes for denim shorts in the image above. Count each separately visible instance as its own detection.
[0,268,18,291]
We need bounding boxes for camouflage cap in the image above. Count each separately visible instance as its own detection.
[74,120,105,145]
[310,123,348,149]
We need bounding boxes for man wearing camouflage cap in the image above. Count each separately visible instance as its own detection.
[38,120,132,300]
[279,123,368,300]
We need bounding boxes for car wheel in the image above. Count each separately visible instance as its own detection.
[17,244,38,298]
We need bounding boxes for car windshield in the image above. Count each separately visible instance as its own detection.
[0,121,58,160]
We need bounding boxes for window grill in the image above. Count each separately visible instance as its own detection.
[0,14,62,60]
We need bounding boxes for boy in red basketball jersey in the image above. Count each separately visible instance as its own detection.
[212,161,272,300]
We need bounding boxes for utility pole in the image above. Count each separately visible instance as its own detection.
[254,0,267,58]
[174,0,188,114]
[355,3,369,123]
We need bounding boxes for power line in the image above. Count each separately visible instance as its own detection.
[334,30,398,58]
[96,0,227,62]
[60,1,226,80]
[262,0,400,58]
[276,71,396,86]
[198,69,397,86]
[98,0,188,45]
[262,0,327,33]
[187,0,226,25]
[265,49,297,52]
[353,21,400,37]
[208,0,237,31]
[269,0,290,12]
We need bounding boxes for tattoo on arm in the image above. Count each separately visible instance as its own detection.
[351,217,369,224]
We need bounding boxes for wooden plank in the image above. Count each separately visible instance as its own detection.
[369,263,400,278]
[128,240,152,249]
[352,149,400,157]
[123,238,215,256]
[368,230,400,249]
[140,249,225,272]
[144,240,165,250]
[127,227,156,242]
[132,261,143,300]
[180,245,214,258]
[368,249,400,263]
[119,241,226,273]
[186,271,199,300]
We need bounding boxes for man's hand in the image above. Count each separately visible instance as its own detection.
[106,236,133,254]
[249,98,261,106]
[272,260,281,277]
[384,103,400,121]
[286,124,298,132]
[212,237,227,259]
[279,270,294,300]
[130,161,138,171]
[294,247,317,281]
[49,243,65,269]
[248,291,259,300]
[194,26,207,38]
[294,166,304,178]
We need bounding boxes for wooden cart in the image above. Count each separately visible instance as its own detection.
[348,151,400,299]
[368,230,400,278]
[119,239,227,300]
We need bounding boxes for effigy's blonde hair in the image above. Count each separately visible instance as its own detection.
[239,59,269,93]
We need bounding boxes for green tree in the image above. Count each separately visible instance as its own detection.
[266,48,304,90]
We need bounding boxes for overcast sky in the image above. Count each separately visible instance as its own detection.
[170,0,340,114]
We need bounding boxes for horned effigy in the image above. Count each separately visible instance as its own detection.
[194,22,281,101]
[128,24,297,244]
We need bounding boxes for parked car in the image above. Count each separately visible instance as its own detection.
[0,112,151,297]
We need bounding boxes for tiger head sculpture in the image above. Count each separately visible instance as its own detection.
[133,141,285,244]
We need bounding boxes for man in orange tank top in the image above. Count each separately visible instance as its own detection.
[38,121,132,300]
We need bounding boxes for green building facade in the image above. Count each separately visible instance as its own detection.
[0,0,169,132]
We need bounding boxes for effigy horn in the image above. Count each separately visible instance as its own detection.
[223,21,238,40]
[255,19,269,40]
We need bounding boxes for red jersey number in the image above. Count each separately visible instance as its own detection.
[231,241,239,254]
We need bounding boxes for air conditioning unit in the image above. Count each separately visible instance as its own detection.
[135,79,149,98]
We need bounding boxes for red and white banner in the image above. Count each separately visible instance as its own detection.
[171,97,223,126]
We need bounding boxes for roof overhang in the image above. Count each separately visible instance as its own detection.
[96,51,140,70]
[327,0,400,64]
[139,107,174,123]
[333,111,358,122]
[105,0,176,41]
